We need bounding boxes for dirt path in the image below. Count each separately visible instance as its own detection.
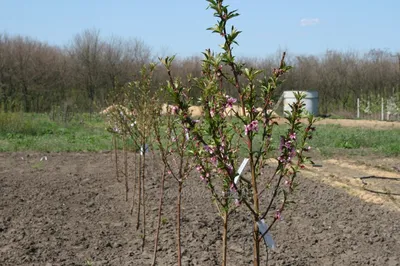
[314,118,400,129]
[274,117,400,129]
[1,152,400,265]
[303,158,400,211]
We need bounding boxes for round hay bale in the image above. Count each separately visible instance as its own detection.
[161,103,171,115]
[100,104,132,116]
[189,106,203,117]
[254,107,279,118]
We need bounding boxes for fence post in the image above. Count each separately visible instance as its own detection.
[381,97,384,121]
[357,98,360,119]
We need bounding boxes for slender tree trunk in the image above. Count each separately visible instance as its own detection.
[177,182,183,266]
[253,219,260,266]
[113,135,120,182]
[141,150,147,251]
[136,152,142,230]
[151,166,166,266]
[250,156,260,266]
[130,152,137,215]
[222,210,229,266]
[124,138,129,201]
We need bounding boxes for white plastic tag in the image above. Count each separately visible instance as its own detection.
[140,144,149,155]
[257,219,275,249]
[234,158,249,184]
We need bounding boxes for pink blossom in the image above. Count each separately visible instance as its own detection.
[284,140,292,149]
[230,183,237,193]
[234,199,241,207]
[210,108,216,118]
[277,156,286,163]
[204,145,214,154]
[171,105,179,115]
[275,210,283,221]
[200,172,210,183]
[303,146,311,152]
[226,164,234,175]
[244,120,259,135]
[225,96,237,108]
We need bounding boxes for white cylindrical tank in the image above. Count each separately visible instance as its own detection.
[283,91,319,116]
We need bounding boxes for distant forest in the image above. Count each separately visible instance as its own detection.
[0,29,399,115]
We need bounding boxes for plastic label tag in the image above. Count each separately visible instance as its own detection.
[234,158,249,184]
[257,219,275,249]
[140,144,149,155]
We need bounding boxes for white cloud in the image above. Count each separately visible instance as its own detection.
[300,18,320,27]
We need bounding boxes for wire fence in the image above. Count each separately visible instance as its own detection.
[355,94,400,121]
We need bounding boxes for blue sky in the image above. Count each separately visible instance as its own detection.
[1,0,399,58]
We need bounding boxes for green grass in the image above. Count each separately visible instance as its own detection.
[308,124,400,157]
[0,112,398,157]
[0,112,112,152]
[241,121,400,157]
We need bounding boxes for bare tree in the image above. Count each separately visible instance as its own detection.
[69,29,105,113]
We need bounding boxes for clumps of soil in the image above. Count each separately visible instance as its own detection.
[1,152,399,265]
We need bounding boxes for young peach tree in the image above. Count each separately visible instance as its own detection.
[103,63,159,251]
[160,0,316,265]
[153,102,195,266]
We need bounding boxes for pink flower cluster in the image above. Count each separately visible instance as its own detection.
[225,163,233,175]
[225,96,237,108]
[204,145,215,154]
[275,210,283,221]
[171,105,179,115]
[230,182,237,193]
[196,165,209,183]
[278,134,297,164]
[244,120,259,135]
[210,108,216,118]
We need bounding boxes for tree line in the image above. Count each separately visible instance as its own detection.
[0,29,399,115]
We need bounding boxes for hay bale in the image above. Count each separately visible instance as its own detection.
[189,106,203,117]
[161,103,179,115]
[161,103,170,115]
[255,107,279,118]
[100,104,133,116]
[224,106,236,116]
[224,105,249,116]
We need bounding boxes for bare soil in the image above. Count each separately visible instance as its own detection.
[276,118,400,130]
[314,119,400,129]
[1,151,400,266]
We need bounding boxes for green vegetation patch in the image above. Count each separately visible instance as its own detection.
[308,124,400,156]
[0,113,398,156]
[0,112,112,152]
